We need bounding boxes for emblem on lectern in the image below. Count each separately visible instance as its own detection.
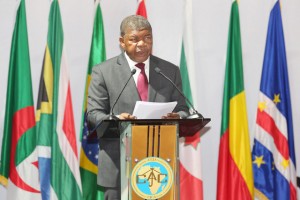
[131,157,173,199]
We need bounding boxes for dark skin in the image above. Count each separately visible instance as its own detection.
[118,28,180,120]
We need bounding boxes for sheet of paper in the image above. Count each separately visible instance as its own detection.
[132,101,177,119]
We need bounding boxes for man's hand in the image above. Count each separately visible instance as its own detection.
[161,112,180,119]
[119,112,137,120]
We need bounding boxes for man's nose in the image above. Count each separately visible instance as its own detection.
[136,39,146,46]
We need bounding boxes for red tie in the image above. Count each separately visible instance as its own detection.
[135,63,148,101]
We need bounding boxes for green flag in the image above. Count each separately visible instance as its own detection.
[0,0,40,199]
[79,0,106,199]
[180,43,193,104]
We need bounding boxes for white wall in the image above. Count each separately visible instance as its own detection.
[0,0,299,199]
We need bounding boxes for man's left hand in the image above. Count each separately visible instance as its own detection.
[161,112,180,119]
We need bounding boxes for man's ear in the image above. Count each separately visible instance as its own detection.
[119,36,125,49]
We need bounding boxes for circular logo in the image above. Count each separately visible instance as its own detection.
[131,157,173,199]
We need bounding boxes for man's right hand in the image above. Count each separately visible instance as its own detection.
[119,113,137,120]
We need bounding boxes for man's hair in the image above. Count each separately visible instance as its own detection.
[120,15,152,36]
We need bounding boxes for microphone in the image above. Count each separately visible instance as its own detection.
[109,68,136,120]
[154,67,203,119]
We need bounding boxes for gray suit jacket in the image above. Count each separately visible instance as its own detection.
[87,53,189,187]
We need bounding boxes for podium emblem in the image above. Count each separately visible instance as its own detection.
[131,157,173,199]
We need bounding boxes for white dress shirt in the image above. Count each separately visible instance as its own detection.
[124,52,150,86]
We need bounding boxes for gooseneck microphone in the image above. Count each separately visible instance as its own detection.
[89,69,136,135]
[154,67,203,119]
[109,68,136,120]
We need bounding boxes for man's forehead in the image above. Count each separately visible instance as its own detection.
[125,28,152,36]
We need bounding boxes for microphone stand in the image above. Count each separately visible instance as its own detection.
[187,110,204,119]
[109,69,136,120]
[154,67,203,119]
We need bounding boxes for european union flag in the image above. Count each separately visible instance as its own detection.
[251,1,297,199]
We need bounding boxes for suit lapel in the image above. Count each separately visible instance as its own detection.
[116,53,140,102]
[149,56,160,102]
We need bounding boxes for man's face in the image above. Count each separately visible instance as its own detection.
[119,28,153,63]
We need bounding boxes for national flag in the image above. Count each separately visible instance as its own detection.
[252,1,297,199]
[179,0,203,199]
[136,0,148,18]
[0,0,41,199]
[36,0,82,199]
[216,1,254,199]
[79,0,106,199]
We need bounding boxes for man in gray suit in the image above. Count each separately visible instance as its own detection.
[87,15,189,200]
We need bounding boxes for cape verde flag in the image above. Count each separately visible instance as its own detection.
[252,1,297,199]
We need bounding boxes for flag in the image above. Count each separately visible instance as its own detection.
[136,0,147,18]
[36,0,82,199]
[79,0,106,199]
[0,0,41,199]
[179,0,203,199]
[216,1,254,199]
[252,1,297,199]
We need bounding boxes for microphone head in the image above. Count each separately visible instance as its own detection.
[131,69,137,74]
[154,67,161,73]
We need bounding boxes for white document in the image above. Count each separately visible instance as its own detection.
[132,101,177,119]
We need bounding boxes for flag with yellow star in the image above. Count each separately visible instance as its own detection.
[251,1,297,199]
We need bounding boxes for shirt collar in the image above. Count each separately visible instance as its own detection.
[124,52,150,71]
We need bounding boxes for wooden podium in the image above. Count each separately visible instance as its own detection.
[96,118,210,200]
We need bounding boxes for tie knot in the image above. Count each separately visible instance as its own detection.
[135,63,145,71]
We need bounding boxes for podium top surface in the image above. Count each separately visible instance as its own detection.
[92,118,210,138]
